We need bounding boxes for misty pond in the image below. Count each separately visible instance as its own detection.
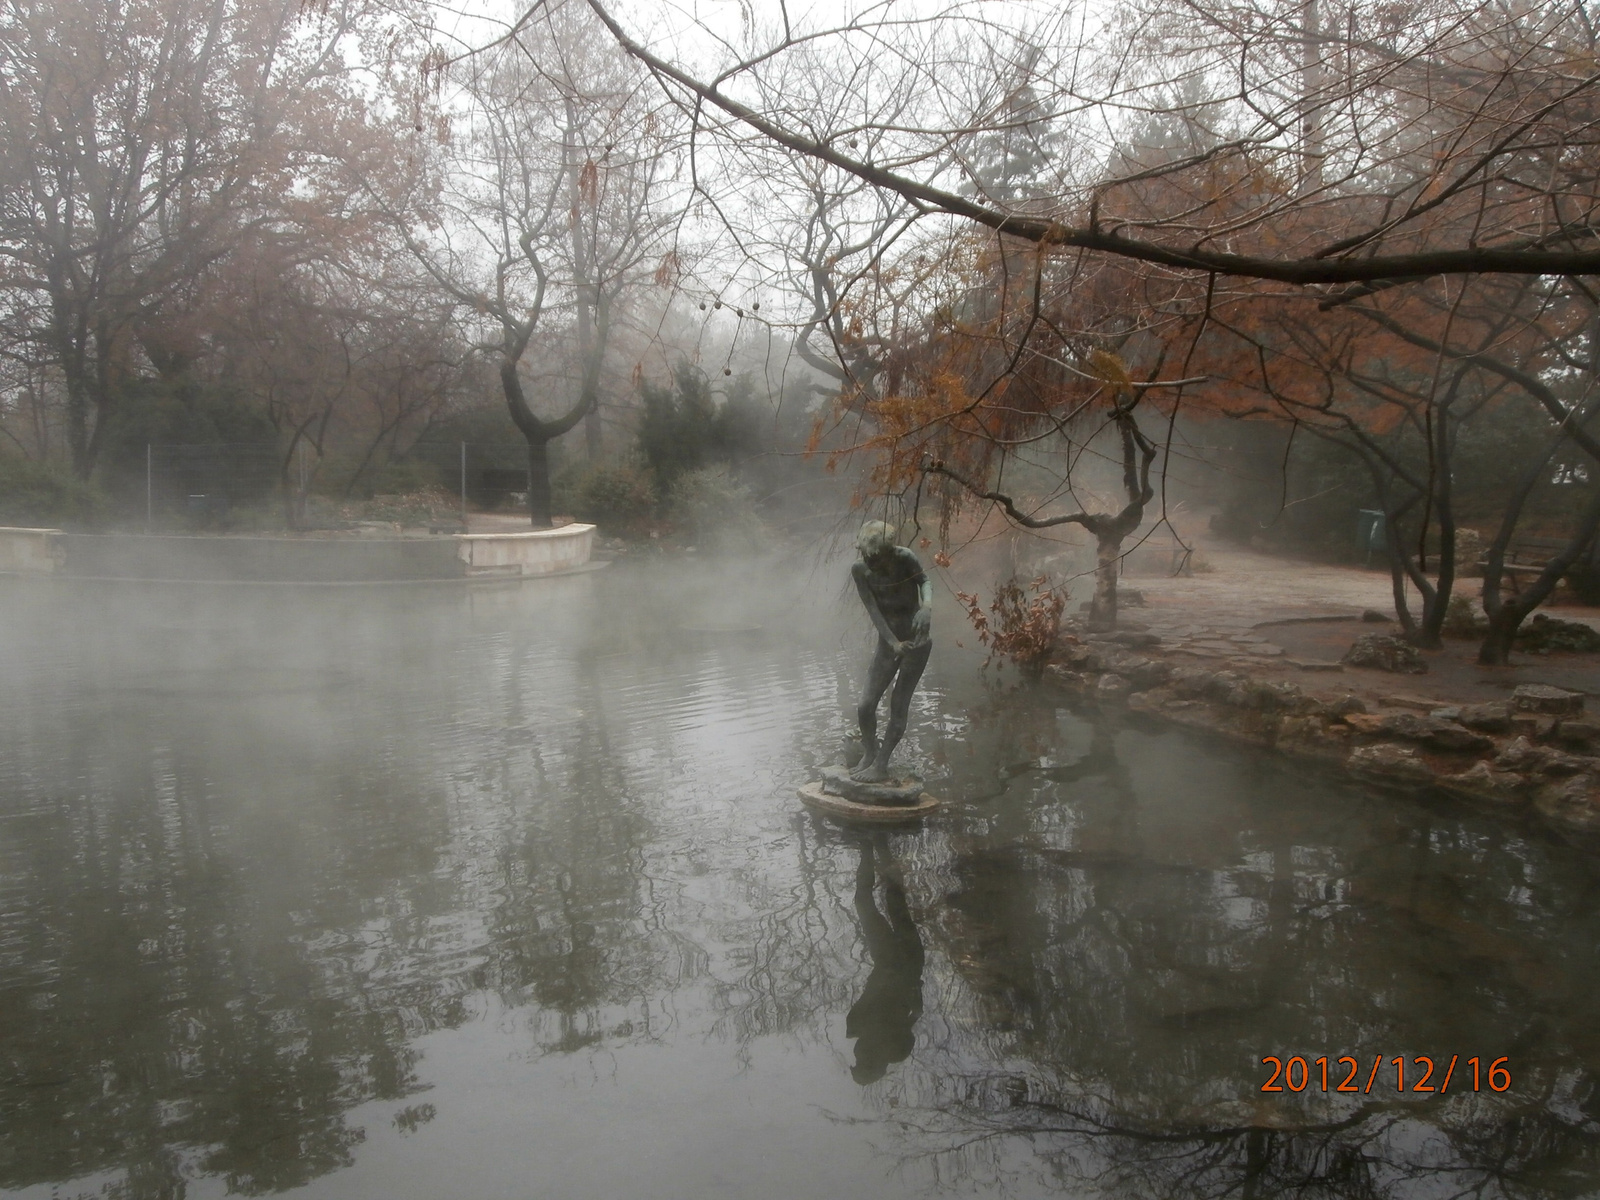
[3,555,1599,1200]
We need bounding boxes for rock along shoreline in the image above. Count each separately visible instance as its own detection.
[1045,632,1600,835]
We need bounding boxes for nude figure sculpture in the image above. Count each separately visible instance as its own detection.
[849,521,933,783]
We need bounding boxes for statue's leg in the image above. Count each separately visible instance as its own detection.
[852,639,899,779]
[869,639,931,776]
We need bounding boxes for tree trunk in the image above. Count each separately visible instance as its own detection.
[500,341,590,531]
[1413,372,1466,650]
[281,464,305,531]
[1363,461,1441,645]
[52,307,98,479]
[565,98,603,463]
[577,284,601,460]
[1477,485,1600,664]
[280,438,310,531]
[1415,557,1450,649]
[527,436,554,529]
[1372,488,1430,638]
[1477,607,1520,667]
[1089,532,1122,631]
[1298,0,1324,193]
[579,298,605,462]
[582,361,602,460]
[65,373,93,479]
[1385,520,1416,635]
[1416,473,1457,650]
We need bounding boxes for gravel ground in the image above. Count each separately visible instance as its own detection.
[1117,538,1600,704]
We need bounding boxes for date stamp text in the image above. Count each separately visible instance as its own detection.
[1261,1055,1511,1094]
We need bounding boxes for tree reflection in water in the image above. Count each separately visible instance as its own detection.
[4,570,1600,1200]
[0,581,684,1196]
[878,700,1600,1199]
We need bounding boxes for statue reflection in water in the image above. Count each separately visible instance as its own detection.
[846,835,925,1084]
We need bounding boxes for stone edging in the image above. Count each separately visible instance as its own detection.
[1046,638,1600,833]
[0,524,595,581]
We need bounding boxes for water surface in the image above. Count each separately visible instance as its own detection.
[2,556,1598,1199]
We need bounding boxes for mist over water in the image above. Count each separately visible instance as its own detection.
[3,557,1599,1199]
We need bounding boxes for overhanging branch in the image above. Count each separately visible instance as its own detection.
[579,0,1600,286]
[923,460,1105,533]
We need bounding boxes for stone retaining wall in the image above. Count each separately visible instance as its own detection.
[60,532,464,581]
[455,524,594,577]
[1048,637,1600,833]
[0,527,64,574]
[0,524,596,582]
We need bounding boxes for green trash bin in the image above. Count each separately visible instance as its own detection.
[1356,509,1385,566]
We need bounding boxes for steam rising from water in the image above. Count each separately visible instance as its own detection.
[2,556,1598,1199]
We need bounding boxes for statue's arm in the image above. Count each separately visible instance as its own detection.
[852,561,902,648]
[905,550,933,643]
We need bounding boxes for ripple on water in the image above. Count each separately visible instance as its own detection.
[1,567,1598,1200]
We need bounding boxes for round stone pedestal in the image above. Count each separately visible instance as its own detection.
[797,765,941,823]
[797,782,940,822]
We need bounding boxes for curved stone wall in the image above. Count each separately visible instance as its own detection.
[0,524,596,582]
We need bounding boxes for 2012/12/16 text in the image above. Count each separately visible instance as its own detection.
[1260,1055,1511,1094]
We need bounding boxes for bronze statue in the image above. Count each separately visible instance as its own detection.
[849,521,932,783]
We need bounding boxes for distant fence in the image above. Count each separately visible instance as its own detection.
[142,443,279,524]
[139,441,532,528]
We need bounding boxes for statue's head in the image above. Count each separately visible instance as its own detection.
[855,520,896,560]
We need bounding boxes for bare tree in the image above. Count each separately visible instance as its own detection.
[379,8,674,527]
[0,0,395,478]
[926,398,1159,631]
[554,0,1600,650]
[578,0,1600,284]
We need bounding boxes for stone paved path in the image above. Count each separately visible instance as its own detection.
[1119,538,1600,668]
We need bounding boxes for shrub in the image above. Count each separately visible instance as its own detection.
[340,486,462,528]
[639,362,718,486]
[958,576,1068,679]
[666,467,767,552]
[637,362,767,489]
[1517,613,1600,653]
[319,453,444,500]
[0,454,105,527]
[559,461,658,538]
[94,377,280,511]
[1442,594,1487,638]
